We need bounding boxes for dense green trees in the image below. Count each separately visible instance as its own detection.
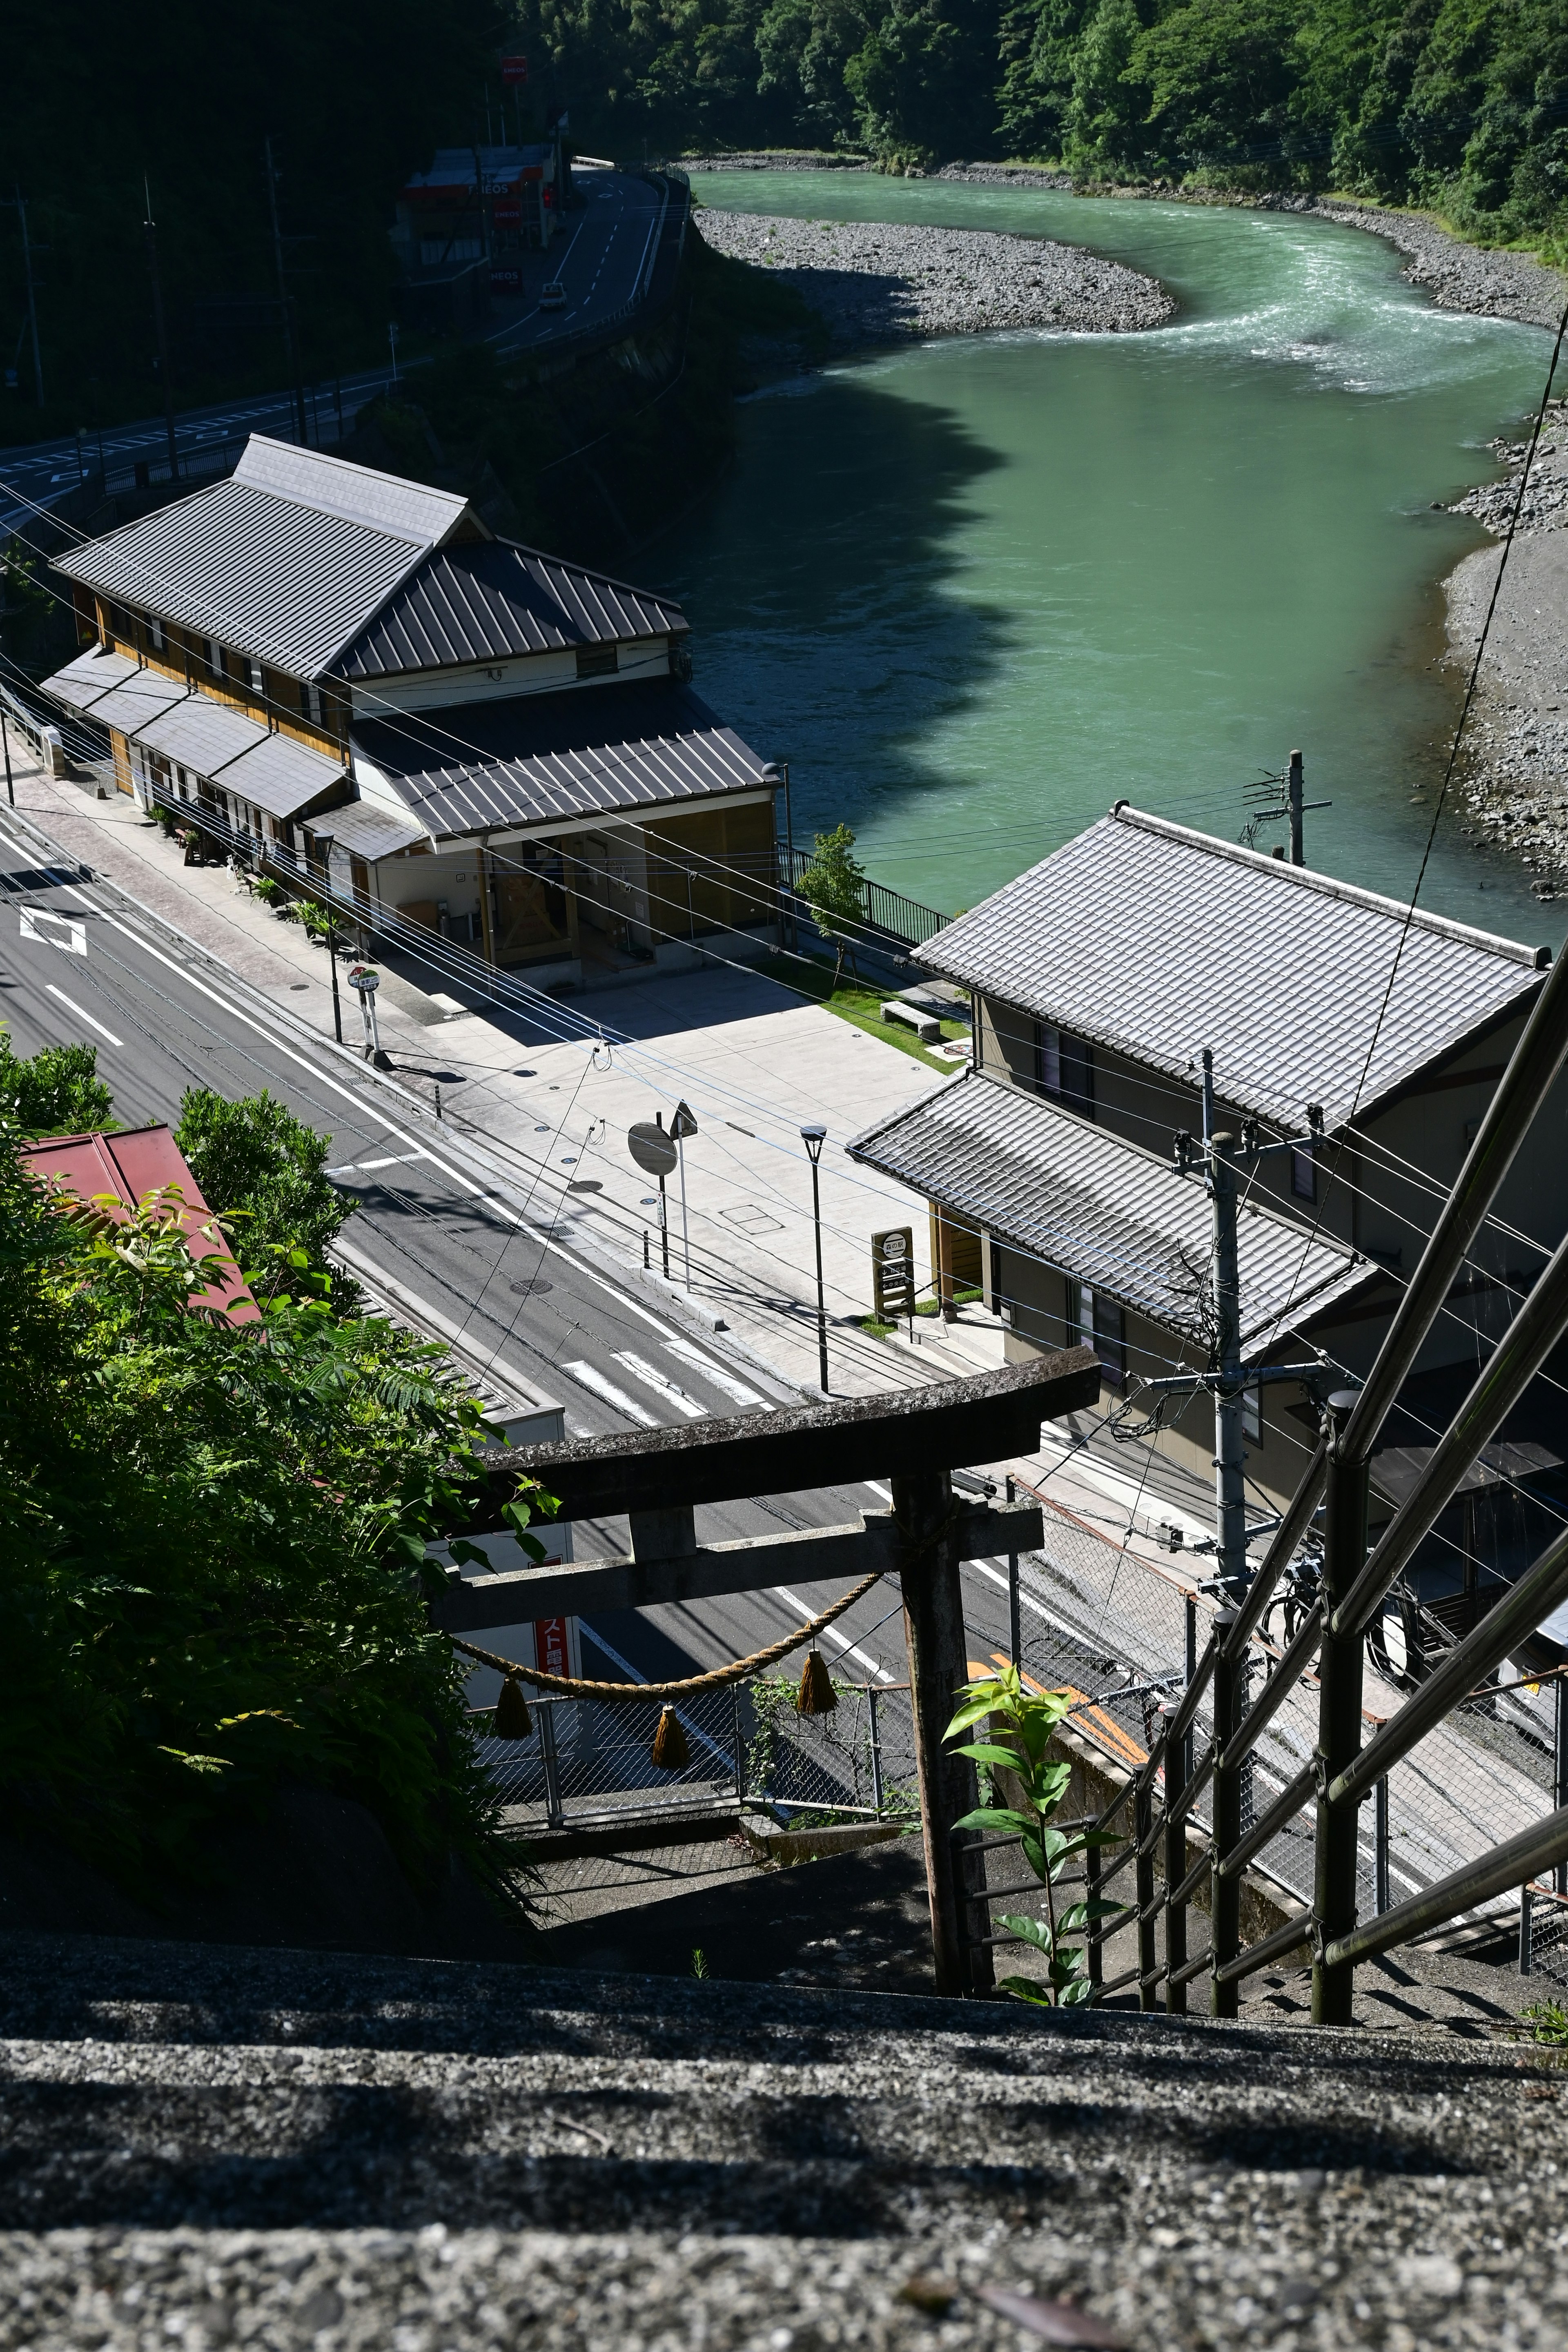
[0,1045,546,1897]
[518,0,1568,249]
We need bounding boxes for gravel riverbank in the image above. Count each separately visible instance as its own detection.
[695,206,1174,343]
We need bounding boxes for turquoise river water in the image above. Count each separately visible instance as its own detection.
[655,174,1556,938]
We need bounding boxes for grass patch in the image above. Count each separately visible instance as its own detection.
[759,955,969,1073]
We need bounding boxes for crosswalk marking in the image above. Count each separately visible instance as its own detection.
[613,1350,704,1418]
[562,1359,659,1427]
[664,1336,763,1408]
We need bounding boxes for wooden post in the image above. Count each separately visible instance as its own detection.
[894,1466,993,1997]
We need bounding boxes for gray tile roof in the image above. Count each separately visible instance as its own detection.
[136,695,264,777]
[42,656,345,822]
[350,680,770,841]
[847,1068,1374,1359]
[921,804,1548,1133]
[330,541,687,680]
[77,670,188,737]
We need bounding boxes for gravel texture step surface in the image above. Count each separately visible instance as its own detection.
[694,209,1173,344]
[2,1931,1568,2348]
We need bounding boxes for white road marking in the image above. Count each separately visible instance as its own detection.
[348,1151,427,1172]
[771,1581,893,1684]
[21,908,86,954]
[44,983,122,1047]
[612,1350,704,1418]
[664,1337,763,1407]
[562,1359,659,1427]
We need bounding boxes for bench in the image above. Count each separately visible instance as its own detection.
[881,1000,942,1042]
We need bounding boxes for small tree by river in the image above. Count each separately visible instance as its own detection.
[799,824,867,985]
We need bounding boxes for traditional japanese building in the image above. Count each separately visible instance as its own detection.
[42,437,782,987]
[849,804,1565,1541]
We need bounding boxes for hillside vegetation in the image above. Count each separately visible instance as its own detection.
[524,0,1568,255]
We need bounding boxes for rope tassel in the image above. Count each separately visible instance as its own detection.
[494,1675,532,1740]
[796,1648,837,1716]
[651,1707,690,1771]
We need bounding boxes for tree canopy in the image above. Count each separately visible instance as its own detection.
[0,1047,546,1900]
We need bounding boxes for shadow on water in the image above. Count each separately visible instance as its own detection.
[655,370,1012,884]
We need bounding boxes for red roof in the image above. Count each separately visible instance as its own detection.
[20,1125,260,1324]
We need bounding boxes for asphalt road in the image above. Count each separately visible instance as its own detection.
[0,169,669,538]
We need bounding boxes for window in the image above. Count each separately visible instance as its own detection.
[1068,1280,1125,1388]
[575,644,619,680]
[1035,1023,1095,1119]
[1290,1143,1316,1200]
[205,637,225,681]
[247,657,264,695]
[148,615,166,653]
[1242,1384,1261,1444]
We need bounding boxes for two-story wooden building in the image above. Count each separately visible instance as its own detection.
[41,437,781,987]
[849,803,1564,1534]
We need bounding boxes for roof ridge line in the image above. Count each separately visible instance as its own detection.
[492,533,690,613]
[1111,802,1549,970]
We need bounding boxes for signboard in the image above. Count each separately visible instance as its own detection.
[501,52,529,82]
[872,1226,916,1323]
[534,1616,569,1676]
[492,197,522,224]
[490,266,523,292]
[628,1120,677,1178]
[670,1099,699,1141]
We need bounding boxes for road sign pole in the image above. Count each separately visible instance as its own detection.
[659,1170,669,1278]
[677,1134,690,1290]
[1,712,13,808]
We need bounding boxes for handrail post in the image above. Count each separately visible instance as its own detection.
[1135,1777,1157,2011]
[1210,1609,1242,2017]
[1163,1702,1189,2013]
[1086,1835,1104,1993]
[1313,1392,1369,2025]
[1557,1679,1568,1898]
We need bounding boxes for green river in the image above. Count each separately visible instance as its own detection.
[658,174,1555,937]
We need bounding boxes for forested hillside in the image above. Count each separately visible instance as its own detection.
[525,0,1568,252]
[2,0,503,432]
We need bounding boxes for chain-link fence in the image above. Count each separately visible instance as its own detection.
[475,1676,920,1834]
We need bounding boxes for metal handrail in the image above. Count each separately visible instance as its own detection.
[1213,1764,1314,1882]
[1333,1226,1568,1639]
[1213,1908,1313,1986]
[1327,1521,1568,1811]
[1323,1804,1568,1973]
[1218,1601,1324,1773]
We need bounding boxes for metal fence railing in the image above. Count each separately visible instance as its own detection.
[786,844,949,951]
[476,1676,921,1835]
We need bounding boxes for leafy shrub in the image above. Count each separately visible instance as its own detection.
[0,1029,114,1136]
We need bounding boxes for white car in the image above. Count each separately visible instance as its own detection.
[540,281,567,310]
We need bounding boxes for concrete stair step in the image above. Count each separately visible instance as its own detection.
[1,1931,1566,2348]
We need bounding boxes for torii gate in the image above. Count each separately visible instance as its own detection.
[433,1350,1100,1994]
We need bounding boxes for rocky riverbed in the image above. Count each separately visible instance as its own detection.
[694,207,1174,343]
[1443,399,1568,900]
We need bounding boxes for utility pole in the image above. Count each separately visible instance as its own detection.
[1288,749,1305,866]
[1208,1107,1248,1601]
[13,189,43,407]
[264,137,309,445]
[142,181,179,481]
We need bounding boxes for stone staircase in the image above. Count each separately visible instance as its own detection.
[1,1930,1565,2350]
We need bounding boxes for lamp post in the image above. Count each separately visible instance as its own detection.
[801,1121,829,1394]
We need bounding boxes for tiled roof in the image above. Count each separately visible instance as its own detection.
[53,437,472,681]
[350,680,770,840]
[305,801,430,859]
[329,540,687,680]
[39,646,140,710]
[846,1068,1374,1358]
[920,804,1548,1132]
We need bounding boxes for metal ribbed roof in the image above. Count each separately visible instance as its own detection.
[233,436,469,544]
[847,1068,1374,1357]
[55,480,437,681]
[330,541,688,680]
[350,681,769,840]
[306,800,429,858]
[40,646,140,711]
[65,669,345,821]
[921,805,1547,1132]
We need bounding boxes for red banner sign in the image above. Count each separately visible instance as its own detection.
[491,197,522,223]
[501,53,529,82]
[534,1617,570,1677]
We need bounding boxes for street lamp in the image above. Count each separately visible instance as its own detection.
[800,1122,829,1394]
